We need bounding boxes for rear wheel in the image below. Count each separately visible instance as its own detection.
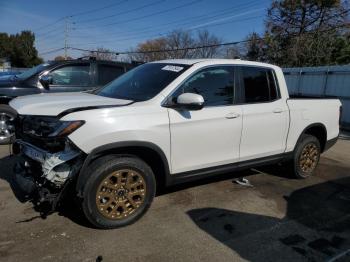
[0,104,16,145]
[291,134,321,179]
[82,155,156,229]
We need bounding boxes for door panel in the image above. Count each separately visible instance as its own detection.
[237,66,289,161]
[167,65,242,174]
[169,106,243,174]
[239,101,289,161]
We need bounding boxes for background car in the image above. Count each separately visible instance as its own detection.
[0,57,140,144]
[0,70,25,79]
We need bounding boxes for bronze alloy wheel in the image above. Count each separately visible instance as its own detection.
[95,169,147,220]
[299,143,319,173]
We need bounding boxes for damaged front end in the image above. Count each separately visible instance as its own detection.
[13,115,86,215]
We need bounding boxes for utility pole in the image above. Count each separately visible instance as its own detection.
[64,17,68,60]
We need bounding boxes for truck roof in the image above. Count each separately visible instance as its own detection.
[152,58,278,69]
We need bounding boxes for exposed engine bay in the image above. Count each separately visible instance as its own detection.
[13,115,86,215]
[18,140,81,185]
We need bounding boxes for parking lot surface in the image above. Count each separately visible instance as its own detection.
[0,141,350,262]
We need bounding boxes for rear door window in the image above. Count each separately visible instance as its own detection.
[98,64,125,86]
[240,67,279,103]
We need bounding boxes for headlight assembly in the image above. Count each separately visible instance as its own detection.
[22,116,85,138]
[49,120,85,137]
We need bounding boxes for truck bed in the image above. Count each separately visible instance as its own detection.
[285,98,341,152]
[289,94,339,99]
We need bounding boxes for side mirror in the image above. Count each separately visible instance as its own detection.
[175,93,204,111]
[39,75,53,89]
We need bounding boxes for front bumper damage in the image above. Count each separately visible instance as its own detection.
[13,140,84,215]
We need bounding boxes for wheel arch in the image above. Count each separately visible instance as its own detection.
[294,123,327,152]
[76,141,171,196]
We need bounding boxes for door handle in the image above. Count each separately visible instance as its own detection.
[225,112,240,119]
[273,108,283,113]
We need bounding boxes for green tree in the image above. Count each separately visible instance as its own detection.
[246,0,349,66]
[245,32,266,61]
[332,33,350,64]
[0,31,43,67]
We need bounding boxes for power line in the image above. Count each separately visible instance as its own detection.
[69,0,266,46]
[36,17,74,58]
[70,15,263,47]
[36,34,64,43]
[67,24,350,56]
[39,47,65,56]
[69,39,249,55]
[36,26,64,38]
[62,5,264,53]
[37,1,350,54]
[69,0,129,17]
[75,0,166,24]
[72,0,265,38]
[49,11,350,49]
[34,0,129,32]
[75,0,203,30]
[35,0,165,43]
[34,17,66,32]
[36,0,165,41]
[40,22,349,58]
[36,0,263,48]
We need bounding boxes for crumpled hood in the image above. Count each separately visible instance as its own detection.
[9,92,133,116]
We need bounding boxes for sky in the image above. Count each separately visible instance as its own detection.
[0,0,270,60]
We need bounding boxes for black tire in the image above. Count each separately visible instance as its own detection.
[0,104,17,145]
[291,134,321,179]
[81,155,156,229]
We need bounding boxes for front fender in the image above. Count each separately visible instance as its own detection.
[75,141,171,197]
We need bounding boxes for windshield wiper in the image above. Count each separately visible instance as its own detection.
[99,93,142,102]
[113,94,138,101]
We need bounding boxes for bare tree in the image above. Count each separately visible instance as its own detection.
[129,29,223,61]
[267,0,348,37]
[224,46,243,59]
[263,0,349,66]
[54,55,72,61]
[128,37,169,62]
[129,1,350,65]
[194,30,222,58]
[166,30,196,58]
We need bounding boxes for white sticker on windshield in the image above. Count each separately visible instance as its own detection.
[162,65,184,72]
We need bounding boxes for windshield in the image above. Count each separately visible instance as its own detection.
[16,62,53,80]
[97,63,190,101]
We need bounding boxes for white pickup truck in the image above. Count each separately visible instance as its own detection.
[9,59,341,229]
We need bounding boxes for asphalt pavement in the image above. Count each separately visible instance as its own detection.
[0,141,350,262]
